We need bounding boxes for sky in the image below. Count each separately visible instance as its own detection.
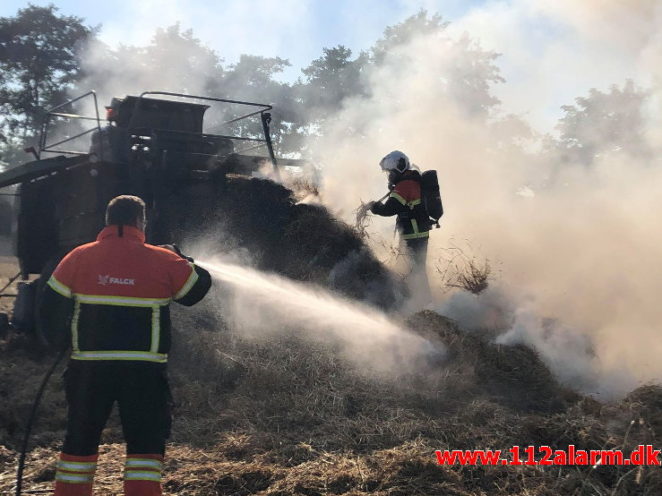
[1,1,481,78]
[1,0,653,130]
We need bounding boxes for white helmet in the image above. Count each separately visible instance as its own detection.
[379,150,410,173]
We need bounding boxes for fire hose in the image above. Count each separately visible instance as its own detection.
[15,347,68,496]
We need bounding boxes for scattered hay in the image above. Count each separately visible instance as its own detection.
[0,256,19,315]
[354,202,373,240]
[3,310,662,495]
[286,176,321,203]
[435,242,492,295]
[622,385,662,440]
[448,257,490,295]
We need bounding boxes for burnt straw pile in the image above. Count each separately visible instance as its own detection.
[2,310,662,495]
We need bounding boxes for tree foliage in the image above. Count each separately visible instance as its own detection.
[370,11,503,118]
[556,80,650,165]
[371,10,449,64]
[221,54,299,151]
[0,7,510,166]
[0,4,94,141]
[300,45,369,119]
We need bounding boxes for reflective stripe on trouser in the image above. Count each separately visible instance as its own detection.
[53,453,97,496]
[124,454,164,496]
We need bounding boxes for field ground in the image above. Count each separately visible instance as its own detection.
[1,300,662,494]
[1,181,661,495]
[0,241,18,315]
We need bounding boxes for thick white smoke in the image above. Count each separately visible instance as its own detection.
[449,0,662,130]
[313,2,662,397]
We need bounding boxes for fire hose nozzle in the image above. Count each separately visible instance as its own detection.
[159,244,194,263]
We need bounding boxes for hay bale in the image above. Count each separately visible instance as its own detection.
[160,176,405,308]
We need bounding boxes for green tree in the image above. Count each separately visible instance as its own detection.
[76,24,225,101]
[371,10,503,118]
[371,10,449,64]
[146,24,224,96]
[556,80,650,165]
[75,26,304,156]
[445,34,503,117]
[300,45,369,120]
[0,4,94,145]
[220,54,304,155]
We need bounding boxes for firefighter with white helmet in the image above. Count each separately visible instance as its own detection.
[368,150,432,300]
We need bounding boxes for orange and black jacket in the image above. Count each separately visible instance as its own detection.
[40,225,212,362]
[370,170,430,240]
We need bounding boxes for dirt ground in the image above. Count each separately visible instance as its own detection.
[1,309,662,495]
[0,240,19,315]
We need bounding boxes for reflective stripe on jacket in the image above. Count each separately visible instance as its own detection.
[43,225,211,362]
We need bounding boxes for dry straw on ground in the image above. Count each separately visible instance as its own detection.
[2,180,662,495]
[3,311,662,495]
[436,244,492,295]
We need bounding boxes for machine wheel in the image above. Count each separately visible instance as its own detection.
[11,281,37,333]
[0,312,9,339]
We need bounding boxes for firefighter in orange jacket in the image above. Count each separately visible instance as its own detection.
[368,151,431,299]
[40,195,212,496]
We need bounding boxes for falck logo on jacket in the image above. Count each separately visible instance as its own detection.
[98,274,135,286]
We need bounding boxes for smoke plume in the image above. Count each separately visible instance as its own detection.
[69,1,662,396]
[313,1,662,397]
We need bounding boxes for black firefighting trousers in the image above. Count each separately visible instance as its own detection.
[62,361,172,456]
[404,237,428,268]
[404,237,431,302]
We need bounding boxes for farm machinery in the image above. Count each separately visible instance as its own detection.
[0,90,298,335]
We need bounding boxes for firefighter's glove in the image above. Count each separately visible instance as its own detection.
[366,201,377,214]
[159,244,194,263]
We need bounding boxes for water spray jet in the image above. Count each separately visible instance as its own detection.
[196,259,446,376]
